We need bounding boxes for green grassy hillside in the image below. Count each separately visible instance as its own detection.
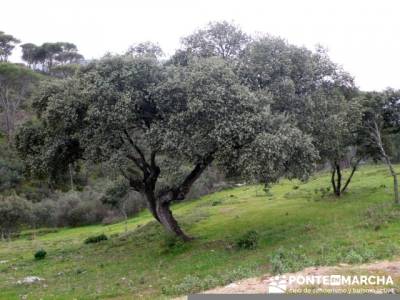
[1,164,400,299]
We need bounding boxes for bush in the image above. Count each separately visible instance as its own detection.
[269,247,314,274]
[360,202,400,230]
[55,190,108,227]
[84,234,108,244]
[34,249,47,260]
[0,159,23,192]
[31,199,57,227]
[236,230,259,250]
[0,194,32,238]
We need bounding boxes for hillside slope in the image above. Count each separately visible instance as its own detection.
[1,164,400,299]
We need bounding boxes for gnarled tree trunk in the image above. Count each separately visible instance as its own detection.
[331,161,342,196]
[156,200,192,241]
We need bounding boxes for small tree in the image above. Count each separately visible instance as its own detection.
[361,89,400,204]
[0,63,39,141]
[0,31,20,62]
[101,179,131,232]
[17,55,317,240]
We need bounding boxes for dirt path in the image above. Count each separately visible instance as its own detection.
[175,259,400,298]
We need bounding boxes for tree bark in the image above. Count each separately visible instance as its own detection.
[331,168,337,195]
[335,163,342,196]
[370,120,399,204]
[341,158,362,194]
[331,162,342,197]
[156,200,192,241]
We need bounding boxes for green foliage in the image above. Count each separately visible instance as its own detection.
[34,249,47,260]
[20,42,84,73]
[101,179,129,208]
[360,202,400,230]
[0,62,40,139]
[236,230,259,250]
[0,158,23,192]
[0,31,20,61]
[160,234,189,254]
[269,247,315,274]
[162,274,219,295]
[84,234,108,244]
[180,21,250,60]
[162,266,254,296]
[0,194,32,237]
[16,51,318,237]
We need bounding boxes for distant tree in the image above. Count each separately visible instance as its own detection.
[54,42,84,65]
[0,63,39,141]
[360,89,400,204]
[238,38,362,196]
[17,55,317,240]
[0,31,20,62]
[20,43,38,68]
[308,89,363,196]
[127,41,163,58]
[21,42,83,73]
[170,21,250,65]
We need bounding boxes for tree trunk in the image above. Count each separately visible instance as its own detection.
[331,162,342,197]
[341,158,362,194]
[156,201,192,241]
[383,157,399,204]
[331,168,337,195]
[144,189,160,222]
[393,173,399,205]
[371,120,399,204]
[335,163,342,196]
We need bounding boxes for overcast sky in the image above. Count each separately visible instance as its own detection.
[2,0,399,91]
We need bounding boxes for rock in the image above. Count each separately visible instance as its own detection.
[0,260,8,264]
[227,283,238,288]
[17,276,44,284]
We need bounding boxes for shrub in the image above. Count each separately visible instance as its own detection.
[84,234,108,244]
[31,199,57,228]
[236,230,259,250]
[360,202,400,230]
[34,249,47,260]
[211,199,222,206]
[269,247,314,274]
[0,195,32,238]
[162,274,220,295]
[0,159,23,192]
[55,190,108,227]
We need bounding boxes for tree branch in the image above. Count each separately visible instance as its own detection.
[158,150,215,203]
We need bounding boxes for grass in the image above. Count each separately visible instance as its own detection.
[1,164,400,299]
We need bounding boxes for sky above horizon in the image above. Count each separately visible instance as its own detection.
[2,0,399,91]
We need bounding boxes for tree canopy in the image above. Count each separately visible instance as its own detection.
[17,54,317,239]
[0,31,20,62]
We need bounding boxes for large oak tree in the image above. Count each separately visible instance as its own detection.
[16,55,317,240]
